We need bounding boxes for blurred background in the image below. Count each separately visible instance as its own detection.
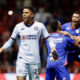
[0,0,80,80]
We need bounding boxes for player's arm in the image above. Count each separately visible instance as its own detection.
[41,23,58,61]
[74,42,80,48]
[75,36,80,43]
[0,38,15,53]
[0,25,18,53]
[73,36,80,48]
[59,31,80,43]
[59,31,80,47]
[59,31,76,39]
[66,34,80,48]
[45,37,58,61]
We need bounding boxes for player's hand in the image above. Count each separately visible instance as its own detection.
[0,48,4,54]
[50,48,58,61]
[59,31,69,35]
[52,51,58,60]
[76,36,80,43]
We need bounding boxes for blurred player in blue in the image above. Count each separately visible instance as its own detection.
[0,7,55,80]
[62,11,80,65]
[45,20,80,80]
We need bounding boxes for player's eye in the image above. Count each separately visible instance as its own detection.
[25,12,28,14]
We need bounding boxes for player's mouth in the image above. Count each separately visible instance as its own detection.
[72,21,77,23]
[23,17,26,19]
[23,17,26,20]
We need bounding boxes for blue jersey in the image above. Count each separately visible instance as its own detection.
[62,22,80,36]
[46,33,75,68]
[62,22,80,53]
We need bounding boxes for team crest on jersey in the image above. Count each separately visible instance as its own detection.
[75,30,79,33]
[34,26,38,31]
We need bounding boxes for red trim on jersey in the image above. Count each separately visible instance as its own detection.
[71,23,75,29]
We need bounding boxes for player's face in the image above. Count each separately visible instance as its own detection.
[22,8,34,23]
[72,13,80,26]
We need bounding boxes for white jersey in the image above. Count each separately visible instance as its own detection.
[11,21,49,64]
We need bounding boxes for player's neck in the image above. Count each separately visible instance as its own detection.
[24,20,34,27]
[72,23,79,29]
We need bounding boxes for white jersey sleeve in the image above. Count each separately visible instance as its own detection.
[41,24,49,38]
[2,38,14,51]
[11,25,19,39]
[1,25,19,51]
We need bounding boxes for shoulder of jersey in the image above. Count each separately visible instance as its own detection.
[16,22,23,26]
[14,22,24,28]
[62,22,71,26]
[35,21,44,25]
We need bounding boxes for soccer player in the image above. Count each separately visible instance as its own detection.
[0,7,55,80]
[62,11,80,65]
[45,20,80,80]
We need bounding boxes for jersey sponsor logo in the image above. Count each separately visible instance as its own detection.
[52,38,63,43]
[34,26,38,31]
[21,35,37,40]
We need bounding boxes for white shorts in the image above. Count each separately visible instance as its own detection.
[16,62,41,80]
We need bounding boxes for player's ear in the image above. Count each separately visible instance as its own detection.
[31,13,34,18]
[57,21,61,31]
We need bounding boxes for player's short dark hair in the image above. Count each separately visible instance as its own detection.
[51,20,58,32]
[23,6,35,14]
[73,11,80,15]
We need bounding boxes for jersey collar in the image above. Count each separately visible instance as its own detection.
[71,23,75,29]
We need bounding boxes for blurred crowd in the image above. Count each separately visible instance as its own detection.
[0,0,80,73]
